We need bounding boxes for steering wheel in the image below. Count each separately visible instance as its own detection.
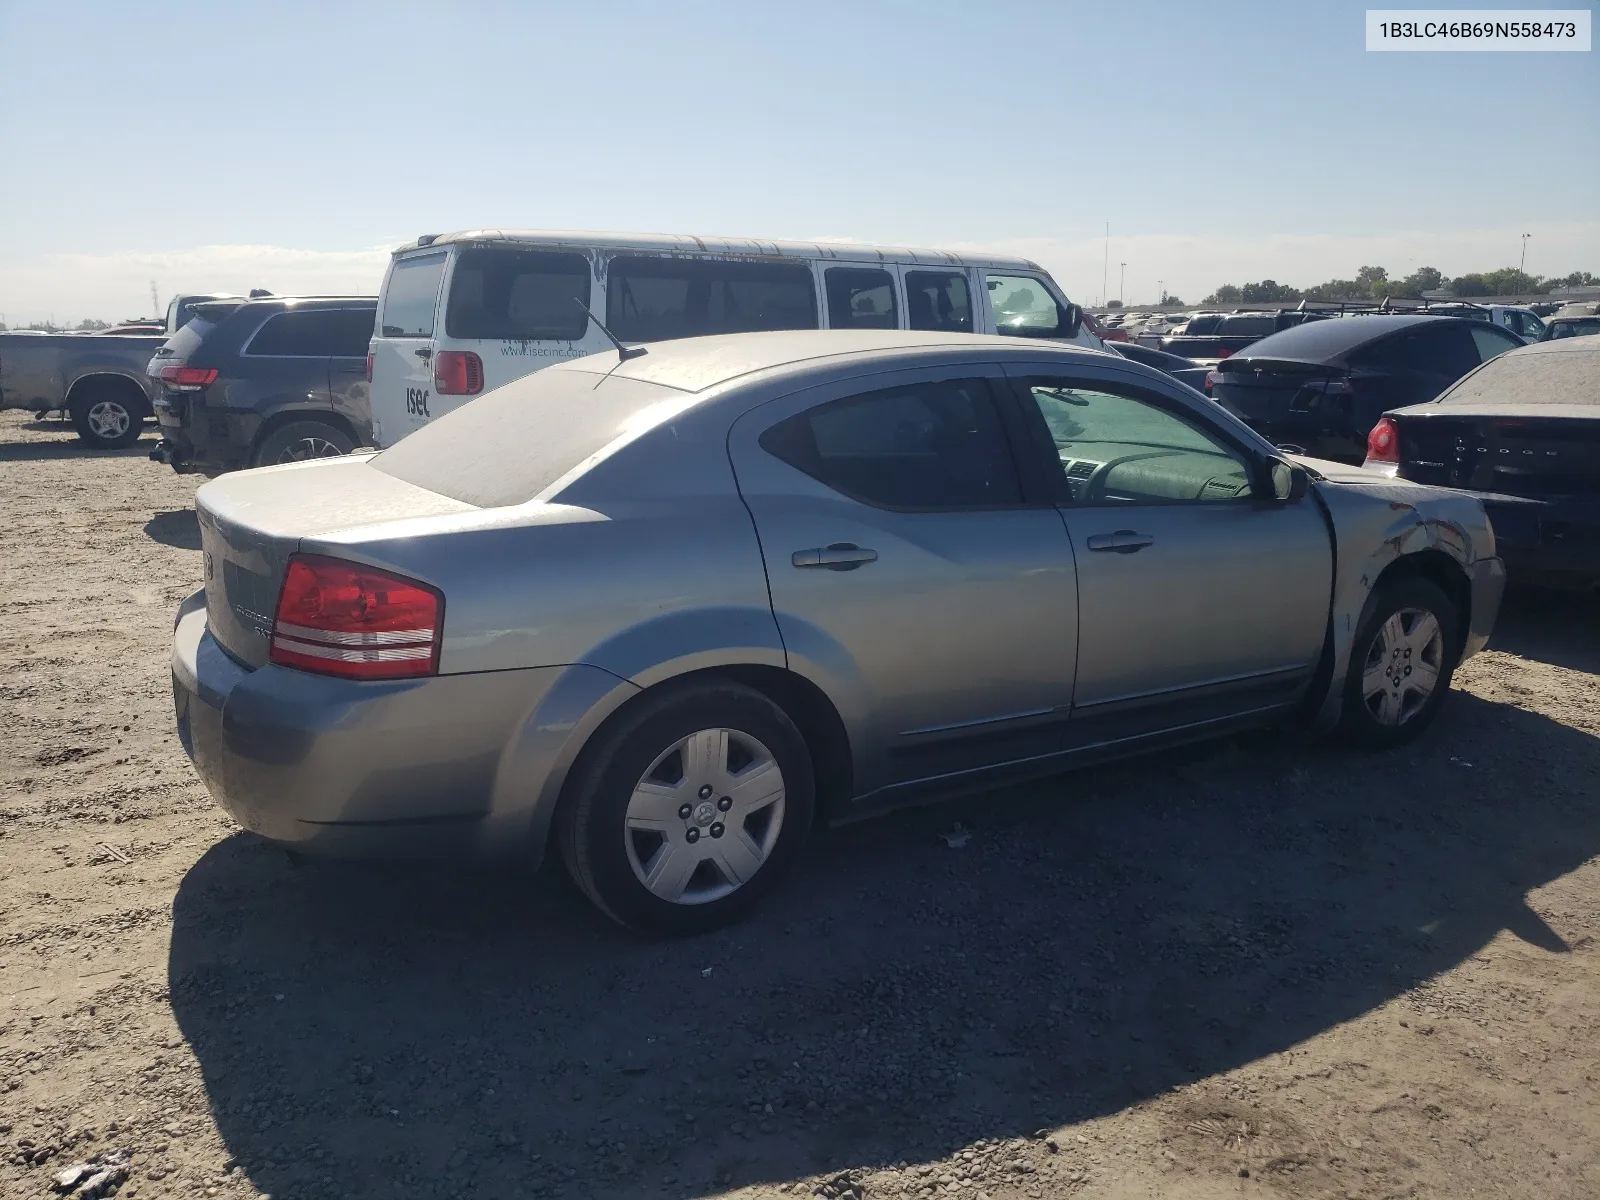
[1080,450,1182,503]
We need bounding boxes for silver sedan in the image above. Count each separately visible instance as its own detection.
[172,330,1505,933]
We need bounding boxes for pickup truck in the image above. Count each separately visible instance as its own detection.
[1139,310,1328,361]
[0,329,166,448]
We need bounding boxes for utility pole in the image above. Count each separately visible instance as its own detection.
[1119,262,1126,306]
[1158,280,1165,306]
[1520,233,1531,275]
[150,279,159,318]
[1102,223,1109,314]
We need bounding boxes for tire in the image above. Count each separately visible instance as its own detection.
[69,382,145,450]
[251,420,355,468]
[1337,577,1460,749]
[557,680,815,935]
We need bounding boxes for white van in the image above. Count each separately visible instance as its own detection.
[368,230,1098,447]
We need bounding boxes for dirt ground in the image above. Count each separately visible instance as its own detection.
[1,408,1597,1200]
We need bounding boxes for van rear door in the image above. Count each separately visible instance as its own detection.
[370,249,449,447]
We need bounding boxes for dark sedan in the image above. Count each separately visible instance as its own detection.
[1108,340,1214,393]
[1364,338,1600,588]
[1210,314,1523,461]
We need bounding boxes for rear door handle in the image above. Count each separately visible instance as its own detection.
[413,347,433,360]
[793,543,878,570]
[1085,530,1154,553]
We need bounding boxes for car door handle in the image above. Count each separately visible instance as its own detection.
[1085,530,1154,553]
[792,543,878,570]
[413,347,432,360]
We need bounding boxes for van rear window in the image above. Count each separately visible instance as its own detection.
[381,252,448,338]
[606,257,817,341]
[446,248,591,341]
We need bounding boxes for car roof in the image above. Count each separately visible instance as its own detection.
[393,229,1047,274]
[1230,313,1459,364]
[235,295,377,311]
[545,329,1115,394]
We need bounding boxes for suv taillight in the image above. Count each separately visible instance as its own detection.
[1366,417,1400,464]
[434,350,483,396]
[158,365,219,390]
[269,554,442,681]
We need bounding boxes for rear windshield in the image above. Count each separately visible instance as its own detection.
[606,257,817,341]
[381,251,448,338]
[1216,314,1276,336]
[446,247,591,341]
[159,317,216,361]
[1437,345,1600,407]
[1183,315,1222,335]
[372,369,688,507]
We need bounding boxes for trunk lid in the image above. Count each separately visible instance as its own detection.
[1390,406,1600,496]
[195,456,476,667]
[1212,358,1347,427]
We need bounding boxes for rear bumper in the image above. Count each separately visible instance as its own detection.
[170,592,631,862]
[1455,491,1600,586]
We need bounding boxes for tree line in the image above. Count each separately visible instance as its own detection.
[1202,266,1598,306]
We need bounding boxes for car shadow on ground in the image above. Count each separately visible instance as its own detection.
[0,426,160,462]
[168,680,1600,1199]
[145,509,202,550]
[1490,585,1600,675]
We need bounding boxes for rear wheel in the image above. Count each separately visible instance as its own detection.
[1338,577,1459,749]
[251,420,354,467]
[69,381,145,450]
[558,681,815,934]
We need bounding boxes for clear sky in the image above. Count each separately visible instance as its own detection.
[1,0,1595,320]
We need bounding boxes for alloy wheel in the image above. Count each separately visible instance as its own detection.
[277,436,345,462]
[86,401,131,439]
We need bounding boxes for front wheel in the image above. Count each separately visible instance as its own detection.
[251,420,355,467]
[1338,577,1460,749]
[558,681,815,934]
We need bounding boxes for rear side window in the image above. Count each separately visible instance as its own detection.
[825,267,897,330]
[758,378,1021,510]
[1216,315,1276,336]
[246,310,371,357]
[905,271,973,333]
[606,257,818,341]
[986,273,1066,338]
[1354,324,1479,377]
[446,248,590,341]
[1184,315,1223,335]
[1470,325,1521,363]
[381,252,448,338]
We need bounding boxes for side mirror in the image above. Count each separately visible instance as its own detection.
[1268,457,1311,502]
[1062,303,1083,338]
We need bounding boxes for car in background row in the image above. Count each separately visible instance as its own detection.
[1543,314,1600,341]
[1140,309,1328,361]
[171,329,1503,933]
[0,325,165,448]
[147,296,375,476]
[1107,340,1213,392]
[1209,314,1523,461]
[1364,338,1600,589]
[1422,302,1545,344]
[368,230,1095,447]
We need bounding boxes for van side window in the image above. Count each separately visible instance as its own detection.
[445,248,590,341]
[904,271,972,333]
[606,258,818,341]
[825,268,898,330]
[381,252,448,338]
[985,274,1067,338]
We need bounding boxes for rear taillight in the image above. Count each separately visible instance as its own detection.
[1217,348,1233,359]
[364,352,373,382]
[433,350,483,396]
[269,554,442,681]
[1366,417,1400,464]
[158,365,219,390]
[1204,370,1221,393]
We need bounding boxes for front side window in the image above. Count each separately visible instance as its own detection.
[1470,325,1521,363]
[825,267,897,330]
[606,257,817,341]
[445,247,590,340]
[1024,380,1253,504]
[381,252,448,338]
[986,273,1066,338]
[759,378,1022,510]
[905,270,973,333]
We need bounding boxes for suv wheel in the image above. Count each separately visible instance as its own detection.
[252,421,355,467]
[1338,577,1460,749]
[69,382,145,450]
[558,681,815,934]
